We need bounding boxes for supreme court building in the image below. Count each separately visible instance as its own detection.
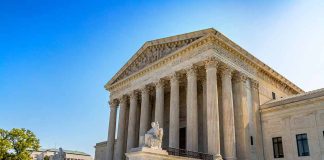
[94,28,324,160]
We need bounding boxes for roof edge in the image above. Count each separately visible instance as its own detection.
[213,31,304,93]
[261,88,324,110]
[105,28,304,94]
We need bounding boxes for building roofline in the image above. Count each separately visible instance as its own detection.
[32,148,91,156]
[105,28,304,94]
[261,88,324,110]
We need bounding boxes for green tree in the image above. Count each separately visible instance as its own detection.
[0,129,11,159]
[0,128,40,160]
[44,155,50,160]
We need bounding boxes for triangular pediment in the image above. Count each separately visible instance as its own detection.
[107,28,217,86]
[106,28,304,94]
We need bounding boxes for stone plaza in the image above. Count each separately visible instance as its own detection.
[95,28,324,160]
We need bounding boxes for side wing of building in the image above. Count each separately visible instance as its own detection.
[261,88,324,160]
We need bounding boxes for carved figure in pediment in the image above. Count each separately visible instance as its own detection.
[143,55,148,64]
[113,38,199,83]
[163,46,171,56]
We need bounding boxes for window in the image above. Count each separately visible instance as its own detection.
[272,137,284,158]
[250,136,254,145]
[296,133,310,156]
[272,92,276,100]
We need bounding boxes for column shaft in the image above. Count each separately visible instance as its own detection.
[186,66,198,151]
[139,87,151,146]
[113,96,128,160]
[107,100,118,160]
[126,92,138,152]
[155,80,165,128]
[251,80,265,160]
[202,80,208,153]
[169,73,180,148]
[221,67,236,160]
[233,73,250,160]
[205,58,222,159]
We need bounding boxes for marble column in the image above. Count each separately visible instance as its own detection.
[155,80,165,128]
[233,73,250,160]
[251,80,265,160]
[186,66,198,151]
[202,79,208,153]
[169,73,180,148]
[113,96,128,160]
[139,86,151,146]
[106,100,118,160]
[220,66,236,160]
[205,58,222,159]
[126,91,138,152]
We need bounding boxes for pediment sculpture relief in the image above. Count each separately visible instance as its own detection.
[114,37,200,83]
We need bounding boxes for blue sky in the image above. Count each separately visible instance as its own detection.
[0,0,323,157]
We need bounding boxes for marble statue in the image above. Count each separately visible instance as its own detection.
[58,148,65,160]
[52,148,65,160]
[144,122,163,149]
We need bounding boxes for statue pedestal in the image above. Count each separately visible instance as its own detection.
[126,147,202,160]
[126,147,168,160]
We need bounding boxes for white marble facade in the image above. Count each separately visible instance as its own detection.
[94,28,324,160]
[261,89,324,160]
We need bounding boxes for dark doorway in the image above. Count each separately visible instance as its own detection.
[179,127,186,149]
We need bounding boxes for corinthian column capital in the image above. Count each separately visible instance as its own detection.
[118,95,128,105]
[204,57,219,69]
[129,90,139,99]
[232,72,247,83]
[155,79,166,89]
[140,86,149,94]
[219,65,234,78]
[109,99,119,108]
[186,65,198,77]
[170,72,180,83]
[251,79,259,89]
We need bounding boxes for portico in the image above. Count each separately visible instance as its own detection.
[102,28,303,160]
[108,60,246,160]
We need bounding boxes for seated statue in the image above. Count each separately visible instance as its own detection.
[144,122,163,149]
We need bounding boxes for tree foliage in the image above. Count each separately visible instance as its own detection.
[0,128,40,160]
[0,129,11,159]
[44,155,50,160]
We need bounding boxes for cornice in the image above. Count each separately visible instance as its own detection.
[261,88,324,112]
[260,95,324,114]
[211,32,304,94]
[105,29,304,95]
